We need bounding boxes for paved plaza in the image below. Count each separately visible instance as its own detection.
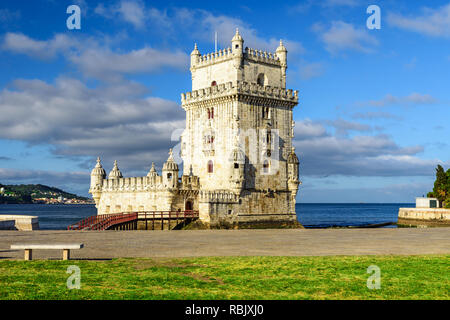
[0,228,449,260]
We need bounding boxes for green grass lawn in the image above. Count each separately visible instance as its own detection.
[0,255,448,300]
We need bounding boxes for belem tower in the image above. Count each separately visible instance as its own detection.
[89,29,301,228]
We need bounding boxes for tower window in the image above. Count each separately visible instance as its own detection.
[207,160,214,173]
[207,108,214,119]
[262,107,270,119]
[263,160,270,173]
[257,73,267,86]
[234,163,239,169]
[167,173,172,179]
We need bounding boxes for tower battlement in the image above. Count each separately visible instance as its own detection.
[191,46,282,69]
[181,81,298,106]
[190,29,289,90]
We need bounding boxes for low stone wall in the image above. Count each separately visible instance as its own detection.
[0,215,39,231]
[398,208,450,227]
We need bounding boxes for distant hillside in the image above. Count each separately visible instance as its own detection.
[0,183,89,204]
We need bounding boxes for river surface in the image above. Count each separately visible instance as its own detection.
[0,203,414,230]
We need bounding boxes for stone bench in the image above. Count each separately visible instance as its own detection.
[10,243,84,260]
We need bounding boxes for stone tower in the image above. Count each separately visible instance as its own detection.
[180,29,300,227]
[89,30,301,228]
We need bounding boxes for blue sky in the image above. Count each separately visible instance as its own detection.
[0,0,449,202]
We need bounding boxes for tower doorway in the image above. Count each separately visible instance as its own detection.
[185,200,193,211]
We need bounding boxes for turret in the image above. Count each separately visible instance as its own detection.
[108,160,123,179]
[89,157,106,207]
[287,147,300,195]
[190,43,200,69]
[231,28,244,69]
[276,40,287,88]
[162,149,179,189]
[229,138,245,194]
[147,162,159,185]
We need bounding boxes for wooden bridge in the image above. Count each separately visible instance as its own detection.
[67,211,199,231]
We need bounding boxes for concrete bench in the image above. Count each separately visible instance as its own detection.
[10,244,84,260]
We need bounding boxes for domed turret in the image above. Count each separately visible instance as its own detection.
[91,157,106,179]
[232,28,243,43]
[229,138,245,194]
[287,147,300,189]
[276,39,287,62]
[147,162,158,177]
[162,149,179,188]
[108,160,123,179]
[276,40,287,88]
[89,157,106,207]
[231,28,244,69]
[190,43,200,68]
[287,148,299,165]
[162,149,179,172]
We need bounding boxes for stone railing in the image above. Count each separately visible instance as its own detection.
[181,81,298,105]
[199,190,240,203]
[192,47,281,68]
[101,176,163,192]
[193,48,233,67]
[245,47,281,65]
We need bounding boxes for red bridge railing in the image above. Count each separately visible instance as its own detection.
[67,212,138,230]
[67,210,199,231]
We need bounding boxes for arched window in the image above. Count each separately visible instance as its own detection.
[207,108,210,119]
[257,73,267,86]
[211,108,214,119]
[207,160,214,173]
[167,173,172,179]
[211,81,217,86]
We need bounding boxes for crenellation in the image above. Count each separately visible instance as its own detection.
[181,81,298,106]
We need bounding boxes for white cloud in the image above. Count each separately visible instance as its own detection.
[93,2,305,55]
[0,77,185,171]
[359,93,438,107]
[177,9,305,54]
[388,3,450,38]
[293,119,447,177]
[1,32,188,79]
[95,0,147,29]
[2,33,77,60]
[313,21,378,54]
[327,118,372,136]
[70,47,188,79]
[351,111,401,120]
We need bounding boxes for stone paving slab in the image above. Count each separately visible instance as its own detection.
[0,228,449,260]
